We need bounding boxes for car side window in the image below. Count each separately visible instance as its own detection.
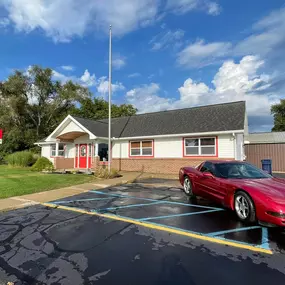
[200,162,211,172]
[200,162,216,176]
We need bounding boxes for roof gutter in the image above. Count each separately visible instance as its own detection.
[112,130,244,140]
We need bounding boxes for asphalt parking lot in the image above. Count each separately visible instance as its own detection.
[1,180,285,284]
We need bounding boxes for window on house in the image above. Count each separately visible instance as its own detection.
[130,140,153,156]
[50,143,65,157]
[98,143,108,161]
[58,144,65,157]
[184,137,216,156]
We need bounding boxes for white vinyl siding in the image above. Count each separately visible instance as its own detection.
[57,120,84,136]
[111,134,237,159]
[65,144,75,158]
[112,141,129,158]
[218,134,235,158]
[154,137,182,158]
[41,145,54,162]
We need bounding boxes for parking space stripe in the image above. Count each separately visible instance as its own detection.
[41,202,273,255]
[100,201,165,211]
[90,190,223,210]
[206,226,261,237]
[139,209,222,221]
[261,227,270,250]
[53,197,112,204]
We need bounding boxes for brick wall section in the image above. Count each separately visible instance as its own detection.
[92,156,100,171]
[111,158,234,174]
[54,157,74,169]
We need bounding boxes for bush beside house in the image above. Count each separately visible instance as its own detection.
[5,151,37,167]
[31,157,54,172]
[94,167,120,179]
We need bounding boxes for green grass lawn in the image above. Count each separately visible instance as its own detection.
[0,165,95,199]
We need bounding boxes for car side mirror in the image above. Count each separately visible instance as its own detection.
[203,172,214,178]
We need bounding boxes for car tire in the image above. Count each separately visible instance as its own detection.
[234,191,256,223]
[183,176,195,197]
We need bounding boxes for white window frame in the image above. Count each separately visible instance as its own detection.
[130,140,153,157]
[50,143,65,157]
[184,137,216,157]
[50,144,56,157]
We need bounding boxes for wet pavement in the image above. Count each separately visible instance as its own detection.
[0,182,285,284]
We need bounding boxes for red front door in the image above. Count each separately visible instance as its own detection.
[79,144,87,168]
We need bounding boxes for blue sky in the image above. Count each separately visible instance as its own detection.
[0,0,285,132]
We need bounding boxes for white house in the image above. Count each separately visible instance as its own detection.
[35,101,247,174]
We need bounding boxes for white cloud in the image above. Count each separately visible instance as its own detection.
[166,0,221,15]
[234,8,285,61]
[150,29,185,51]
[112,56,126,70]
[126,83,171,113]
[128,73,141,78]
[61,65,74,71]
[126,56,278,123]
[52,70,72,82]
[177,78,212,106]
[206,2,221,16]
[0,0,221,42]
[52,69,125,97]
[0,0,159,42]
[0,17,9,28]
[96,76,125,96]
[177,39,232,68]
[176,8,285,70]
[80,70,96,87]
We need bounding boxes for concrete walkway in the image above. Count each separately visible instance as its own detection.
[0,171,144,212]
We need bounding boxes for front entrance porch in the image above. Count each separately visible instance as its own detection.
[39,115,110,170]
[53,133,109,170]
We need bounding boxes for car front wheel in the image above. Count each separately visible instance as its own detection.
[183,176,194,197]
[234,191,256,223]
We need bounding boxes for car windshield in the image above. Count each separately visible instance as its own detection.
[214,162,272,179]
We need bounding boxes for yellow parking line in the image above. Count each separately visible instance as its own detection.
[42,202,273,255]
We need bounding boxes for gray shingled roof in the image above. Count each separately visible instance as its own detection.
[245,132,285,144]
[73,101,245,138]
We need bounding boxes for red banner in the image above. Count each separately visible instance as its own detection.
[0,129,2,144]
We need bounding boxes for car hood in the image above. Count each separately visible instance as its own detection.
[231,177,285,202]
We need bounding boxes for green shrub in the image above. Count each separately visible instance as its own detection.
[5,151,37,167]
[31,157,54,172]
[94,167,120,179]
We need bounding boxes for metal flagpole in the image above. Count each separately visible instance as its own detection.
[108,25,112,173]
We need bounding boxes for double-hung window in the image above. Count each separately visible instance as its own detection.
[184,137,216,156]
[50,143,65,157]
[130,140,153,157]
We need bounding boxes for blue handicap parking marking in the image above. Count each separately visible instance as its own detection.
[90,190,223,210]
[261,227,270,250]
[206,226,261,237]
[139,209,223,221]
[50,190,273,252]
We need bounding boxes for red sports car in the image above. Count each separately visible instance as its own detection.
[179,160,285,227]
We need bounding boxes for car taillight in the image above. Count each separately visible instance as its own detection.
[266,211,285,218]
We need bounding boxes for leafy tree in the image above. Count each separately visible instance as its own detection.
[0,65,90,155]
[71,97,137,120]
[0,66,137,160]
[271,99,285,131]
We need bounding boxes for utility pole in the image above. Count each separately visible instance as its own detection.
[108,25,112,173]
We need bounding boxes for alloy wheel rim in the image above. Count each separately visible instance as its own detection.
[235,195,249,219]
[184,178,191,194]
